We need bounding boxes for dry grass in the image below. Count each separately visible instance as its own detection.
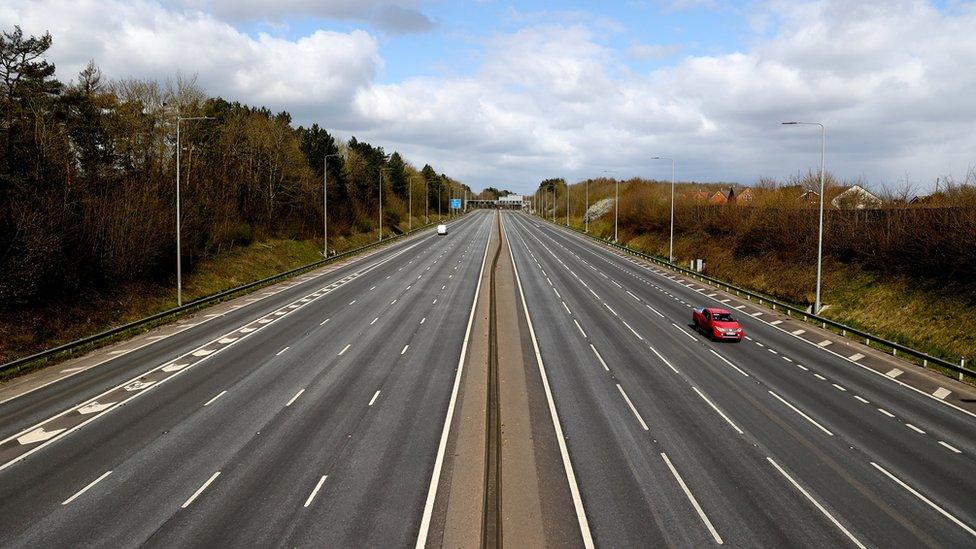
[0,213,447,367]
[566,212,975,366]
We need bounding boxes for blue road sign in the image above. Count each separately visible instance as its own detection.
[450,198,462,209]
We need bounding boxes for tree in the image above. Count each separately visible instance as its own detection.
[387,151,409,199]
[0,25,62,184]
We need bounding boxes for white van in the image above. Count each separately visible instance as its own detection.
[437,224,448,235]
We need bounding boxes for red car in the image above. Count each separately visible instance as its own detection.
[692,307,744,341]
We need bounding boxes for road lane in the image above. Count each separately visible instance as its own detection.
[505,213,856,546]
[0,217,473,439]
[506,212,976,547]
[522,215,976,527]
[0,211,493,546]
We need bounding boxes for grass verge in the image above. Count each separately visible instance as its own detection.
[0,215,448,374]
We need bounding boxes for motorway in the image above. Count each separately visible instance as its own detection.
[503,211,976,547]
[0,211,494,546]
[0,208,974,547]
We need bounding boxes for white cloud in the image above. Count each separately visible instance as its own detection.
[354,0,976,192]
[3,0,975,193]
[2,0,380,121]
[627,42,682,60]
[173,0,436,34]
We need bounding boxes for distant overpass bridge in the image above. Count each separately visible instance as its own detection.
[467,195,526,210]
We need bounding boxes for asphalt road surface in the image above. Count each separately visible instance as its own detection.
[502,211,975,548]
[1,208,974,548]
[0,211,493,547]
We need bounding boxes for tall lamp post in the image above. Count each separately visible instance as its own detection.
[651,157,676,263]
[566,181,569,226]
[782,121,826,314]
[379,167,390,242]
[175,113,213,307]
[614,177,619,242]
[323,153,341,257]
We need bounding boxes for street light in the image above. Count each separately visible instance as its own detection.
[379,167,390,242]
[782,121,826,314]
[593,170,616,234]
[651,157,676,263]
[323,153,341,257]
[174,113,214,307]
[566,180,569,226]
[614,177,619,242]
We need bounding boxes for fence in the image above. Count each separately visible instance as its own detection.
[0,217,458,378]
[536,214,975,382]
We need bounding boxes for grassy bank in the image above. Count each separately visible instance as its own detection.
[0,215,448,368]
[566,215,975,369]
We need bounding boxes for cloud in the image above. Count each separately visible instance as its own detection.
[1,0,381,121]
[352,0,976,191]
[2,0,975,193]
[627,42,682,60]
[172,0,437,34]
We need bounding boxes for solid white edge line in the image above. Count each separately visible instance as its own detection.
[768,390,834,436]
[182,471,221,509]
[304,475,328,508]
[616,384,650,431]
[504,216,595,549]
[871,461,975,537]
[286,389,305,407]
[62,470,112,505]
[661,452,724,544]
[768,457,866,548]
[416,214,494,549]
[692,387,744,435]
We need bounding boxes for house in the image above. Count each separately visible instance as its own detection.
[830,185,881,209]
[735,187,756,203]
[709,190,728,204]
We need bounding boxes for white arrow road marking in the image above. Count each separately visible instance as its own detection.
[77,401,116,415]
[18,427,67,445]
[218,337,238,344]
[239,327,256,333]
[192,349,215,357]
[162,363,189,372]
[123,380,155,392]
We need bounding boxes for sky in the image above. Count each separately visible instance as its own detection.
[3,0,975,194]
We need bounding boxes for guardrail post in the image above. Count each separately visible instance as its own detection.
[893,348,897,357]
[962,358,967,381]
